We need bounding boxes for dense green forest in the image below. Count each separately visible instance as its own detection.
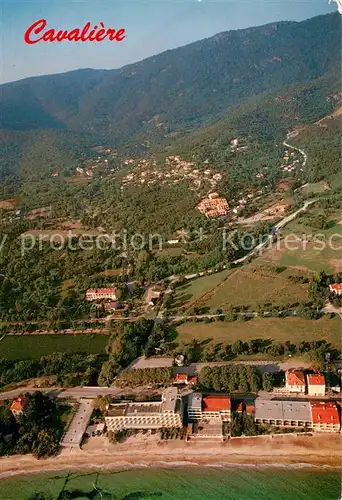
[0,392,68,457]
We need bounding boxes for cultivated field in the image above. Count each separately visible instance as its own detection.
[176,316,341,347]
[0,334,108,360]
[172,264,310,313]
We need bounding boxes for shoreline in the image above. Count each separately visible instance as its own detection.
[0,434,341,480]
[0,461,340,482]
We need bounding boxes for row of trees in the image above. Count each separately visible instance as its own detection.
[98,319,155,385]
[173,336,335,368]
[230,411,258,437]
[0,352,103,388]
[116,367,174,388]
[198,365,263,393]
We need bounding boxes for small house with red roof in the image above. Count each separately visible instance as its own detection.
[10,397,29,418]
[310,401,340,432]
[307,374,325,397]
[285,370,306,393]
[329,283,342,296]
[172,373,188,385]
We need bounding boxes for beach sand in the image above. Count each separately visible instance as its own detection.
[0,433,341,479]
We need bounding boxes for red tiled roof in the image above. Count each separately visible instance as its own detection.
[246,404,255,414]
[188,376,198,385]
[307,374,325,386]
[202,395,231,412]
[10,397,27,413]
[173,373,188,383]
[310,401,340,425]
[330,283,342,290]
[287,370,305,386]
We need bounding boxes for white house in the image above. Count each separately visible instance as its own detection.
[285,370,306,393]
[306,374,325,397]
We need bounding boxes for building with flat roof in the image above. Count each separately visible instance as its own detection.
[310,401,340,432]
[255,399,312,428]
[285,370,306,393]
[307,374,325,397]
[105,387,183,432]
[187,392,202,421]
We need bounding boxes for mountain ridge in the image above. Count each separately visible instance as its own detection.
[1,12,340,143]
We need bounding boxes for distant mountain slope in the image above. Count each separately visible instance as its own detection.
[166,67,341,154]
[0,13,340,146]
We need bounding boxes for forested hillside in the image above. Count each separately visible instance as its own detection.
[1,13,340,144]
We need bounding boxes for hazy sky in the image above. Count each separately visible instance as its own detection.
[0,0,337,83]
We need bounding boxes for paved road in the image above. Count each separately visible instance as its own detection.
[232,198,317,265]
[0,384,164,402]
[323,302,342,319]
[61,399,93,449]
[283,138,307,168]
[174,359,312,376]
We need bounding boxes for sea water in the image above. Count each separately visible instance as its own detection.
[0,466,340,500]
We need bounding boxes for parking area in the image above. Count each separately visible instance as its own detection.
[129,356,174,370]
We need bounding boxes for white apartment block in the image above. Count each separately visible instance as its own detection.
[105,387,183,432]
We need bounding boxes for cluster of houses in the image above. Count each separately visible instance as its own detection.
[9,371,341,445]
[75,148,116,178]
[172,373,198,385]
[280,150,301,173]
[120,155,222,192]
[285,370,327,396]
[197,192,229,218]
[230,191,265,216]
[101,369,341,439]
[186,394,340,437]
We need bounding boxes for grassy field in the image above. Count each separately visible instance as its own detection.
[171,269,231,311]
[261,210,342,274]
[171,264,310,313]
[176,316,341,346]
[0,334,108,360]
